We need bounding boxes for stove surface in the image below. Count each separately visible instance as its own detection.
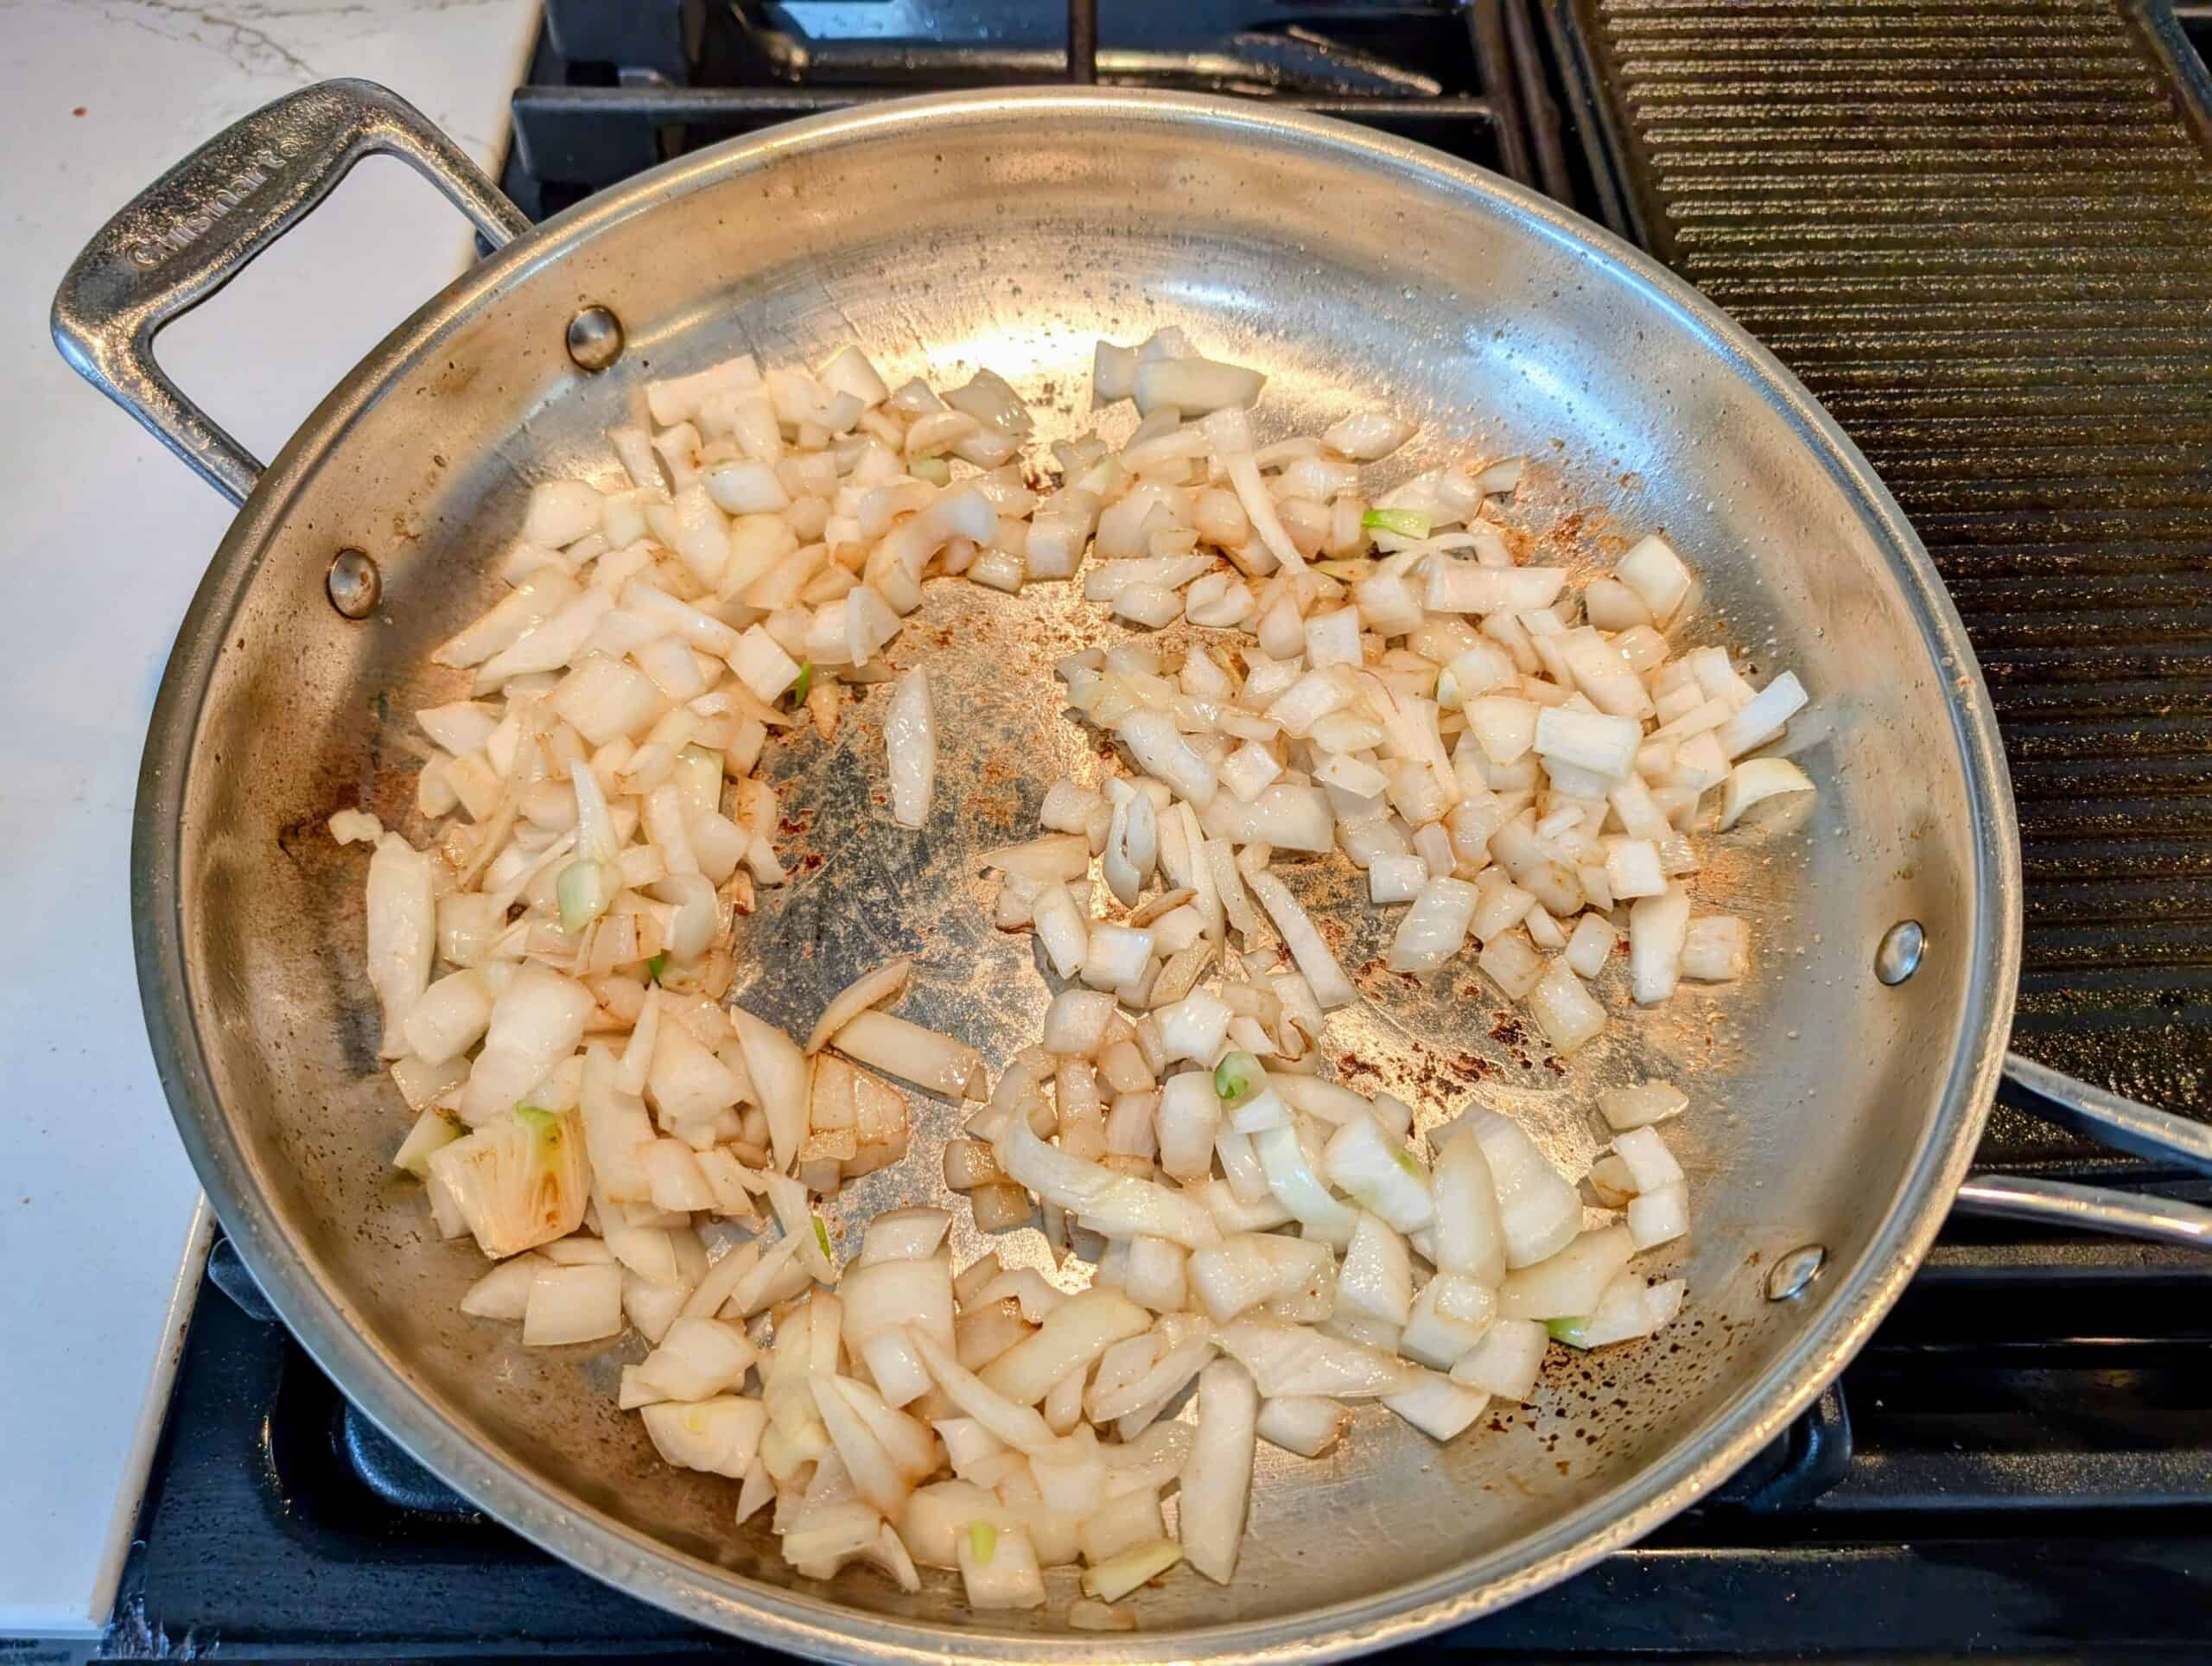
[92,3,2212,1659]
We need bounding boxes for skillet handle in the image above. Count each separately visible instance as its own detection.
[1953,1176,2212,1250]
[1950,1052,2212,1249]
[1999,1052,2212,1176]
[50,78,530,506]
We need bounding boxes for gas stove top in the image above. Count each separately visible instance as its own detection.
[96,2,2212,1658]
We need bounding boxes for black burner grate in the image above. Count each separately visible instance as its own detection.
[501,0,1533,221]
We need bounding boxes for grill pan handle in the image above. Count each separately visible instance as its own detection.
[51,78,530,506]
[1950,1053,2212,1249]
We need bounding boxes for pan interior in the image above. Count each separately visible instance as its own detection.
[162,93,2000,1653]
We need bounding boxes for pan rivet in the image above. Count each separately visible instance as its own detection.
[326,549,381,620]
[566,304,624,372]
[1766,1244,1827,1301]
[1875,920,1924,986]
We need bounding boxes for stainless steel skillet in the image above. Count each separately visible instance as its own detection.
[54,77,2212,1663]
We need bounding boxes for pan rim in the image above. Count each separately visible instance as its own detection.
[131,85,2021,1663]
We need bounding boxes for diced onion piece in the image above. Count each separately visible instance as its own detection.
[1255,1394,1350,1458]
[1217,458,1306,575]
[1092,340,1137,403]
[1116,709,1218,807]
[1323,410,1415,461]
[458,966,594,1127]
[1158,990,1232,1065]
[365,834,436,1058]
[1500,1224,1634,1320]
[1564,912,1617,979]
[642,1394,767,1478]
[1401,1272,1497,1369]
[1386,875,1479,973]
[1534,706,1641,782]
[1465,696,1538,766]
[1336,1212,1414,1326]
[635,1316,758,1402]
[1429,1132,1508,1286]
[459,1253,539,1319]
[729,625,802,703]
[522,1260,622,1346]
[1083,922,1155,990]
[1629,888,1692,1006]
[998,1114,1219,1250]
[1615,533,1693,626]
[1450,1316,1548,1401]
[731,1006,809,1172]
[1629,1182,1689,1250]
[804,958,912,1054]
[1178,1358,1258,1584]
[884,664,936,829]
[1444,1110,1580,1269]
[860,1205,951,1265]
[1320,1117,1434,1233]
[1245,871,1356,1010]
[1598,1079,1688,1130]
[1254,1124,1359,1249]
[1612,1126,1682,1194]
[980,833,1092,883]
[1041,988,1118,1057]
[1382,1369,1490,1440]
[1527,959,1605,1055]
[958,1520,1046,1610]
[1082,1537,1183,1604]
[980,1288,1150,1406]
[1681,915,1749,982]
[1216,1316,1416,1399]
[1426,563,1566,614]
[833,1008,984,1101]
[1713,671,1809,760]
[1549,1271,1683,1349]
[911,1326,1058,1454]
[1157,1071,1223,1181]
[1719,756,1816,829]
[1133,355,1265,418]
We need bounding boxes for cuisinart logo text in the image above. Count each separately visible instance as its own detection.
[125,138,303,267]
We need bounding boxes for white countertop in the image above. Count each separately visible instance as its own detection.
[0,0,538,1637]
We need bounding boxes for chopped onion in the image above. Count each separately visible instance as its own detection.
[832,1008,983,1101]
[1430,1130,1508,1287]
[804,958,911,1054]
[1255,1394,1350,1458]
[1252,1124,1358,1249]
[1440,1110,1580,1269]
[1527,959,1605,1055]
[1681,914,1750,982]
[1713,671,1808,759]
[1450,1316,1548,1402]
[1629,888,1691,1006]
[1500,1225,1635,1321]
[1133,356,1266,418]
[998,1114,1218,1250]
[1216,1316,1415,1399]
[1719,755,1816,829]
[1615,533,1694,626]
[1628,1180,1690,1250]
[1178,1358,1258,1583]
[1386,875,1479,973]
[522,1258,622,1346]
[1319,1116,1433,1233]
[1245,871,1357,1009]
[1382,1369,1490,1440]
